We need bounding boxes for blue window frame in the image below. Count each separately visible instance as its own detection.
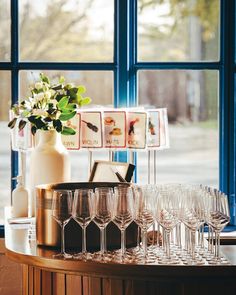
[0,0,235,225]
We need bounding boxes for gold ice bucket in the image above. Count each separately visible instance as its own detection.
[36,182,138,250]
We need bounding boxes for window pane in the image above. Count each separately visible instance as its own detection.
[20,70,113,105]
[19,0,114,62]
[138,70,219,186]
[0,71,11,223]
[138,0,220,62]
[20,70,113,182]
[0,1,10,61]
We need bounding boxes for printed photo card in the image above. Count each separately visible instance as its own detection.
[80,111,103,148]
[103,110,126,149]
[10,118,32,151]
[62,113,81,150]
[147,110,161,148]
[127,111,147,149]
[160,108,169,149]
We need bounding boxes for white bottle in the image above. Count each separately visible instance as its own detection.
[12,175,29,217]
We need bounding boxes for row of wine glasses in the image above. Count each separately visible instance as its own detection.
[51,185,134,261]
[51,184,230,265]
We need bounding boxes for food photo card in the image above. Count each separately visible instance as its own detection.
[103,110,126,148]
[62,113,81,150]
[147,110,161,148]
[80,111,103,148]
[127,111,147,149]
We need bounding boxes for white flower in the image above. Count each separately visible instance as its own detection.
[58,89,66,95]
[35,82,43,90]
[50,99,58,107]
[44,91,51,99]
[32,109,48,117]
[34,92,45,103]
[49,89,56,97]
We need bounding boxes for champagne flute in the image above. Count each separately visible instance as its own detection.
[93,187,113,261]
[51,189,73,259]
[155,186,180,264]
[206,192,230,264]
[180,188,204,265]
[72,188,94,261]
[113,186,134,262]
[133,185,156,262]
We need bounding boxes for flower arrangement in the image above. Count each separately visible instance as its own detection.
[8,73,91,135]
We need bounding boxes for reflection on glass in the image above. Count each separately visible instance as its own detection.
[0,1,10,61]
[0,71,11,223]
[19,0,114,62]
[137,70,219,187]
[138,0,220,61]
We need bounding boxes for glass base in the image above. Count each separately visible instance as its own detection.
[53,252,73,259]
[73,252,93,261]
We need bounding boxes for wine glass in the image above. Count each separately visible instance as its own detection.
[133,185,156,262]
[180,188,205,265]
[51,189,73,259]
[112,186,134,262]
[206,192,230,264]
[155,186,180,264]
[72,188,94,261]
[93,187,113,261]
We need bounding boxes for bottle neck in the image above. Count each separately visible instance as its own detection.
[37,130,62,146]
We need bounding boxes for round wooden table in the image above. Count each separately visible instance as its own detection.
[5,219,236,295]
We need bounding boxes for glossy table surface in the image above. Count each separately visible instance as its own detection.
[5,217,236,280]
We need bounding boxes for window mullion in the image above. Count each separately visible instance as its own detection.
[11,0,19,193]
[220,0,236,224]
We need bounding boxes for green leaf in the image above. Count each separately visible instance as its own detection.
[59,111,76,121]
[59,76,65,84]
[61,126,76,135]
[79,97,91,106]
[18,120,27,130]
[51,84,63,91]
[8,118,17,129]
[57,96,69,110]
[67,88,78,100]
[53,120,63,132]
[39,73,50,85]
[28,116,46,129]
[21,110,30,117]
[76,93,82,104]
[31,126,37,135]
[66,103,77,110]
[77,85,86,94]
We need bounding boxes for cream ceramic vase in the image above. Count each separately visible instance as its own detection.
[29,130,71,216]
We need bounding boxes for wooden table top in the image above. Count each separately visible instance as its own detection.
[5,217,236,280]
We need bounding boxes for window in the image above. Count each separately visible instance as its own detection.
[0,0,235,225]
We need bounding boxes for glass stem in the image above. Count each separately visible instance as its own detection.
[82,226,87,255]
[61,223,65,254]
[208,226,211,251]
[142,230,148,259]
[211,227,214,253]
[191,230,196,261]
[100,228,105,255]
[157,223,160,247]
[200,224,204,249]
[215,231,220,259]
[120,229,126,261]
[176,223,181,249]
[152,223,155,246]
[104,227,107,253]
[165,230,171,259]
